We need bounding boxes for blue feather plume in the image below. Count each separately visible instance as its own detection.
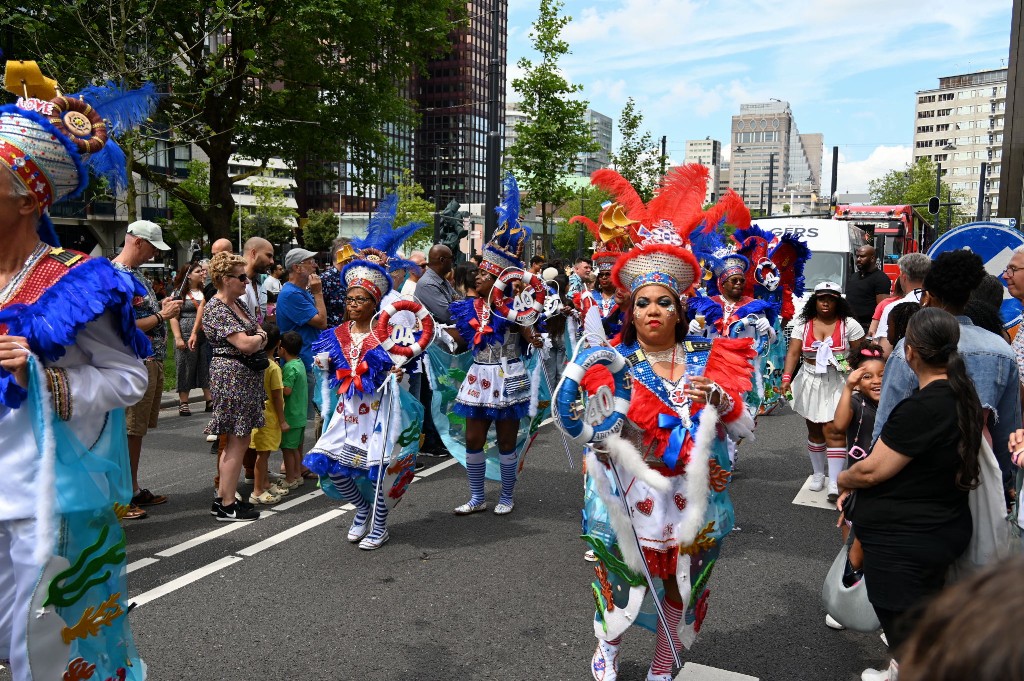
[85,136,129,193]
[350,193,424,272]
[73,81,162,137]
[494,172,520,230]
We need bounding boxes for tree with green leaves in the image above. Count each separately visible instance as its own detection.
[611,98,663,202]
[163,159,209,245]
[6,0,460,239]
[394,168,436,251]
[550,185,611,259]
[868,157,972,228]
[301,210,340,253]
[506,0,598,244]
[241,179,297,245]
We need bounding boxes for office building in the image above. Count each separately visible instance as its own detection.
[684,138,722,204]
[728,101,823,215]
[575,109,613,176]
[913,68,1006,218]
[414,0,507,209]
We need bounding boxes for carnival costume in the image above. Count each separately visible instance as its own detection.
[557,165,756,681]
[569,203,630,340]
[0,61,159,680]
[302,195,423,550]
[448,174,538,516]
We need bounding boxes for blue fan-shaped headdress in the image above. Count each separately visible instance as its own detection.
[342,192,425,302]
[481,172,531,277]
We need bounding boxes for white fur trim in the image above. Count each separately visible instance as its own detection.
[319,368,334,429]
[675,407,717,546]
[724,407,755,441]
[586,450,646,574]
[528,356,542,418]
[31,358,57,564]
[604,434,670,493]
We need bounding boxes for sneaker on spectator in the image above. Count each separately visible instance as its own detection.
[206,434,218,443]
[213,499,260,522]
[825,613,846,630]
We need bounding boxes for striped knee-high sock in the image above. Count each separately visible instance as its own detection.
[826,447,847,484]
[498,449,518,505]
[465,449,486,506]
[807,440,827,477]
[366,486,389,540]
[650,596,684,675]
[330,473,370,523]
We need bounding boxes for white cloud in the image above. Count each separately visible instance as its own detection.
[828,145,913,195]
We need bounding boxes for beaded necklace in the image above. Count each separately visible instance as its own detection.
[0,241,49,307]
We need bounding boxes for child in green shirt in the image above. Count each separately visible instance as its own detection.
[279,331,308,488]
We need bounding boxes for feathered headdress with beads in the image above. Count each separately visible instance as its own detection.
[589,165,707,297]
[342,193,424,302]
[481,173,532,277]
[569,201,634,273]
[1,60,161,246]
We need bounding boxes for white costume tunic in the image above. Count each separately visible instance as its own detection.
[0,244,148,680]
[788,317,865,423]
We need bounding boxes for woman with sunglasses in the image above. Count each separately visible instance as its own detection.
[203,252,269,521]
[302,195,423,550]
[781,282,865,500]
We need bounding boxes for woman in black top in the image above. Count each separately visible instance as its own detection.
[837,308,982,677]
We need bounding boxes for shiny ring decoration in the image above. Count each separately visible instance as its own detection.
[754,257,781,291]
[553,345,631,444]
[48,96,107,154]
[489,267,546,326]
[374,299,435,368]
[728,314,769,354]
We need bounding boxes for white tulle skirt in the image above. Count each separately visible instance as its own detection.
[789,365,845,423]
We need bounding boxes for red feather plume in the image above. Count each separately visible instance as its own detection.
[698,190,751,236]
[569,214,601,242]
[647,164,710,238]
[590,169,649,227]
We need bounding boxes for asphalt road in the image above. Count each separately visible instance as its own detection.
[50,404,893,680]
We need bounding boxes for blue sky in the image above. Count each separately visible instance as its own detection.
[506,0,1012,193]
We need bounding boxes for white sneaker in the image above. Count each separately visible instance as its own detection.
[206,434,218,442]
[358,530,389,550]
[880,631,888,647]
[645,670,673,681]
[827,480,840,503]
[591,640,619,681]
[584,549,598,562]
[824,613,846,630]
[861,663,897,681]
[809,473,826,492]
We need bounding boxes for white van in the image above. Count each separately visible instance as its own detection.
[761,217,866,310]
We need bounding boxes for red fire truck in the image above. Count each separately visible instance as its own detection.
[833,205,935,281]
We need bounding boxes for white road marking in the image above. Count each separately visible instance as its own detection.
[791,475,837,510]
[273,488,323,511]
[131,555,243,608]
[236,508,348,557]
[153,511,277,558]
[414,457,460,479]
[126,557,160,574]
[677,663,759,680]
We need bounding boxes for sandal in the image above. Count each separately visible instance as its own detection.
[123,504,148,520]
[205,400,214,413]
[179,402,191,416]
[301,470,318,480]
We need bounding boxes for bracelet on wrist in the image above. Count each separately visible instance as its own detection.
[155,312,164,324]
[781,373,791,382]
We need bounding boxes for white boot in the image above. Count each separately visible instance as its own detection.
[591,640,619,681]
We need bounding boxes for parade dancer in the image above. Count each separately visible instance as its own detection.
[0,63,158,680]
[302,195,423,550]
[444,174,544,516]
[570,203,630,340]
[563,166,756,681]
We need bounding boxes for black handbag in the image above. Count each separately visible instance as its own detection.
[217,302,269,371]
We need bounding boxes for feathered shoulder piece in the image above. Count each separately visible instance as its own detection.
[770,231,812,297]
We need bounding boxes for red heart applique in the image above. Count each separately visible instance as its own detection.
[635,498,654,516]
[674,494,687,511]
[468,374,477,384]
[481,379,491,389]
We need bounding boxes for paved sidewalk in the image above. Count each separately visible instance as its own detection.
[159,391,207,409]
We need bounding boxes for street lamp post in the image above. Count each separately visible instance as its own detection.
[767,152,776,216]
[759,181,765,215]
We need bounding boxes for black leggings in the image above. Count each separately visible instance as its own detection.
[873,605,917,660]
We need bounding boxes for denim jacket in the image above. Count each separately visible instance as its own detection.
[873,317,1022,488]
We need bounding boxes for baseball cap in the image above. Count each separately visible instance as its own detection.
[813,281,843,297]
[285,248,318,269]
[126,220,171,251]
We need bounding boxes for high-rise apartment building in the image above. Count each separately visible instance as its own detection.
[684,138,722,204]
[913,68,1006,219]
[728,101,823,215]
[414,0,507,210]
[575,109,613,176]
[503,101,530,169]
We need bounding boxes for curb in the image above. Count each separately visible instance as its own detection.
[160,393,207,409]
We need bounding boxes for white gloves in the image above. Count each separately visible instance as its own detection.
[688,319,704,336]
[754,317,772,336]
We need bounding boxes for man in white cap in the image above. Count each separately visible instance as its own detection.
[112,220,183,520]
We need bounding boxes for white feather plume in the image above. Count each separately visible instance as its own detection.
[31,358,57,564]
[604,433,671,492]
[586,450,646,574]
[675,407,717,545]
